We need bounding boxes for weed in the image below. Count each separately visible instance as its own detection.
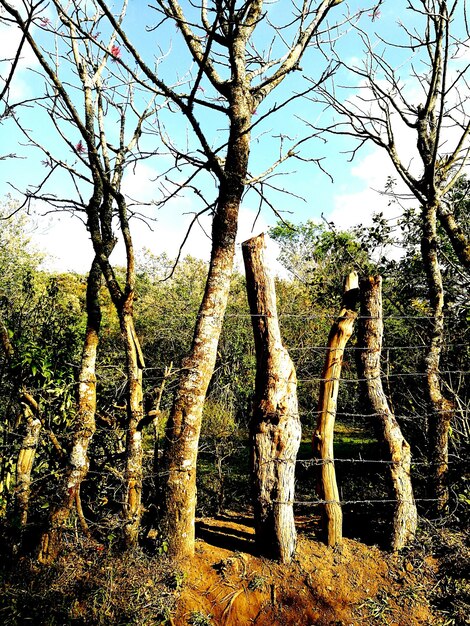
[188,610,213,626]
[248,573,267,591]
[165,569,187,591]
[359,590,394,623]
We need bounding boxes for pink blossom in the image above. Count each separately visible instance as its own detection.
[369,8,381,21]
[75,140,86,154]
[39,17,51,27]
[110,44,121,61]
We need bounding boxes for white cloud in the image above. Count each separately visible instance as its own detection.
[0,2,46,99]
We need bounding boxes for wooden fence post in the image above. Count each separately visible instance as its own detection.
[313,271,359,547]
[242,233,301,563]
[357,275,417,550]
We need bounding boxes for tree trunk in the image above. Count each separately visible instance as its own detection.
[121,307,145,548]
[313,272,359,547]
[162,205,239,559]
[357,276,417,550]
[38,258,102,563]
[242,233,301,563]
[421,203,454,514]
[15,392,41,530]
[162,92,252,560]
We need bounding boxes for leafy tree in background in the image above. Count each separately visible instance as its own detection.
[0,203,84,538]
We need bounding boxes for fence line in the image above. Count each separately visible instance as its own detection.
[298,370,469,383]
[288,343,469,351]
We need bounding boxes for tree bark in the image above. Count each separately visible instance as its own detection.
[38,257,102,563]
[242,233,301,563]
[421,203,454,514]
[121,307,145,548]
[437,204,470,270]
[15,392,41,530]
[357,276,417,550]
[1,314,42,538]
[313,272,359,547]
[161,83,252,560]
[162,194,241,560]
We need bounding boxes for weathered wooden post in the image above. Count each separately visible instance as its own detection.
[313,271,359,547]
[242,233,301,563]
[357,276,417,550]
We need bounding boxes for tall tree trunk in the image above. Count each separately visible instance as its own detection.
[242,233,301,563]
[162,85,252,559]
[162,202,239,560]
[421,203,454,514]
[313,272,359,547]
[121,307,145,548]
[38,258,102,563]
[15,392,41,530]
[357,276,417,550]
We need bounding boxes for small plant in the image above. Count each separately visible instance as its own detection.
[188,610,212,626]
[248,574,267,591]
[359,590,394,623]
[165,569,187,591]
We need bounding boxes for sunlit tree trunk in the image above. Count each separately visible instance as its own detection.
[421,203,454,514]
[38,258,101,563]
[121,307,145,548]
[357,276,417,550]
[15,392,41,530]
[163,102,251,559]
[163,194,244,560]
[313,272,359,547]
[1,314,42,538]
[243,233,301,563]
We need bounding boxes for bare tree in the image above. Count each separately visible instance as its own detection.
[314,0,470,513]
[94,0,357,561]
[0,0,160,556]
[2,0,373,560]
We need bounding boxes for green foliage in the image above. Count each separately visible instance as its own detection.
[270,220,368,304]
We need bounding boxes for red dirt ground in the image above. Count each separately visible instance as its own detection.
[174,513,435,626]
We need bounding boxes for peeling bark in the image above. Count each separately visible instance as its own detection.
[313,272,359,547]
[357,276,417,550]
[243,233,301,563]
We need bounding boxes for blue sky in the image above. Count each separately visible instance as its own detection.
[1,0,457,273]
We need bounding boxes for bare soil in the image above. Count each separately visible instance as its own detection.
[174,512,436,626]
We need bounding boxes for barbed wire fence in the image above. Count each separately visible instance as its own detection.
[0,311,468,533]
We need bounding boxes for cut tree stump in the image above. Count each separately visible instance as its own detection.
[242,233,301,563]
[313,271,359,547]
[357,275,417,550]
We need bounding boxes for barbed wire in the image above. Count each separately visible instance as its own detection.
[298,370,469,383]
[288,343,469,352]
[221,312,458,321]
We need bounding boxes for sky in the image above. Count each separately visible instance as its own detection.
[1,0,464,275]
